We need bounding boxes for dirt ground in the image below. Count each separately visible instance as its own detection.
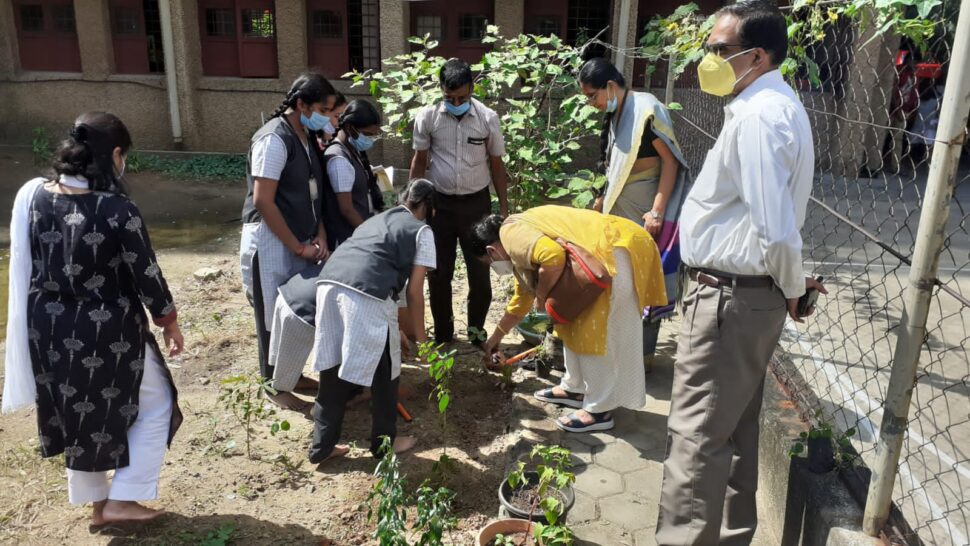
[0,148,556,545]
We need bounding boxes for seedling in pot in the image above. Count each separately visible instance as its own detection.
[504,445,576,545]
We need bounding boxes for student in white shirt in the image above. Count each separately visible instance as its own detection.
[239,73,338,412]
[308,180,437,463]
[656,3,826,544]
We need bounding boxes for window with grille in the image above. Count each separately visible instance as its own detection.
[113,7,140,35]
[199,1,278,78]
[312,10,341,38]
[242,8,274,38]
[416,15,444,41]
[308,0,379,78]
[567,0,610,45]
[19,5,44,32]
[144,0,164,73]
[50,4,75,33]
[13,1,81,71]
[110,0,164,74]
[347,0,379,72]
[528,16,560,36]
[206,8,235,36]
[458,14,487,42]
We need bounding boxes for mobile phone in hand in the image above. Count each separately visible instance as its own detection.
[797,276,824,316]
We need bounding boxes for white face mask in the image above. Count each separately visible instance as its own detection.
[490,259,514,277]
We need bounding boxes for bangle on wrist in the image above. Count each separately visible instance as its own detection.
[495,324,508,336]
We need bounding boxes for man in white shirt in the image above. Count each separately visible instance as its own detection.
[410,58,509,345]
[656,2,826,544]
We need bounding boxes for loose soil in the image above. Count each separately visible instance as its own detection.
[0,148,560,545]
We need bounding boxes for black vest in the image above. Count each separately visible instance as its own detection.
[277,262,324,325]
[320,206,424,301]
[242,117,325,241]
[322,141,374,249]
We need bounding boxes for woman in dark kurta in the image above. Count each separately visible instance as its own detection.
[7,112,184,525]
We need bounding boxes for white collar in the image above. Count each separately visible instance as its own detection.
[58,174,90,189]
[725,69,785,117]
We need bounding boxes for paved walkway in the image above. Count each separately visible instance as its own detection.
[510,321,773,546]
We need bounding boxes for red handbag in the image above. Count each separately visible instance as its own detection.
[544,239,612,324]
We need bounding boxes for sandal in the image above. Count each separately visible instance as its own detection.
[534,388,584,409]
[556,411,614,433]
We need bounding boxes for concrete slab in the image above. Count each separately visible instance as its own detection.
[623,464,665,504]
[569,490,598,524]
[599,492,655,531]
[574,465,624,498]
[573,521,635,546]
[594,439,653,474]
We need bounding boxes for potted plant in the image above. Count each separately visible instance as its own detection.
[499,445,576,523]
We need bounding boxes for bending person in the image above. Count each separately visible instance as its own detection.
[471,206,666,433]
[3,112,184,525]
[308,179,437,463]
[579,57,691,371]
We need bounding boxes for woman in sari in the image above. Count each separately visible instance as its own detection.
[578,58,691,370]
[472,206,666,432]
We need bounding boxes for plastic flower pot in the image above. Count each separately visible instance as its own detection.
[498,471,575,522]
[477,518,536,546]
[807,436,835,473]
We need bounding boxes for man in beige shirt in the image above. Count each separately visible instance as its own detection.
[410,58,509,344]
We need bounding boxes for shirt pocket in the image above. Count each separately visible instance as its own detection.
[461,126,489,168]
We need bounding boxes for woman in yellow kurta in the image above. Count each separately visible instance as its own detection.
[470,206,666,432]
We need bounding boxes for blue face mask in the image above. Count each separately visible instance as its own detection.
[300,111,334,133]
[350,133,376,152]
[605,89,618,113]
[444,100,471,117]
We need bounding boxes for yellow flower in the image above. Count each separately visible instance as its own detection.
[827,9,838,21]
[666,22,679,32]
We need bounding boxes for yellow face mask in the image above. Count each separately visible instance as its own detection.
[697,48,755,97]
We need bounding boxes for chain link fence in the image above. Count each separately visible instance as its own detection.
[639,3,969,543]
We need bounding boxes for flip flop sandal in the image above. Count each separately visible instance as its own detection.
[556,411,614,433]
[534,388,585,409]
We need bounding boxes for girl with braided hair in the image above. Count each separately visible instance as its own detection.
[321,99,385,249]
[240,72,338,412]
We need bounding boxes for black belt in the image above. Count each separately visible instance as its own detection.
[438,188,489,201]
[686,267,774,289]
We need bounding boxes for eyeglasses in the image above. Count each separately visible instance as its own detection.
[703,43,744,56]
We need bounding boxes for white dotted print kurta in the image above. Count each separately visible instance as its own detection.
[560,249,646,413]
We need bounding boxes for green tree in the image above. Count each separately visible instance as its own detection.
[347,28,603,211]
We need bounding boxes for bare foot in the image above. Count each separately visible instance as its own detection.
[311,444,350,465]
[94,500,165,525]
[266,391,312,413]
[393,436,417,454]
[294,375,319,393]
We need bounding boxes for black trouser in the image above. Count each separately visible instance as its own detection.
[308,339,398,462]
[250,252,274,381]
[428,188,493,343]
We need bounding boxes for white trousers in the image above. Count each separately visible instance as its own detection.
[270,295,315,392]
[560,249,646,414]
[66,345,172,504]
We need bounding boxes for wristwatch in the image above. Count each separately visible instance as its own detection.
[649,210,662,220]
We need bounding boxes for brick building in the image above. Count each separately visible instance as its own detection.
[0,0,729,163]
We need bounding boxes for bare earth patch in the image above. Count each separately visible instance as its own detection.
[0,235,558,545]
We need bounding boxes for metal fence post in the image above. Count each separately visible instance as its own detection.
[862,0,970,536]
[664,54,677,105]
